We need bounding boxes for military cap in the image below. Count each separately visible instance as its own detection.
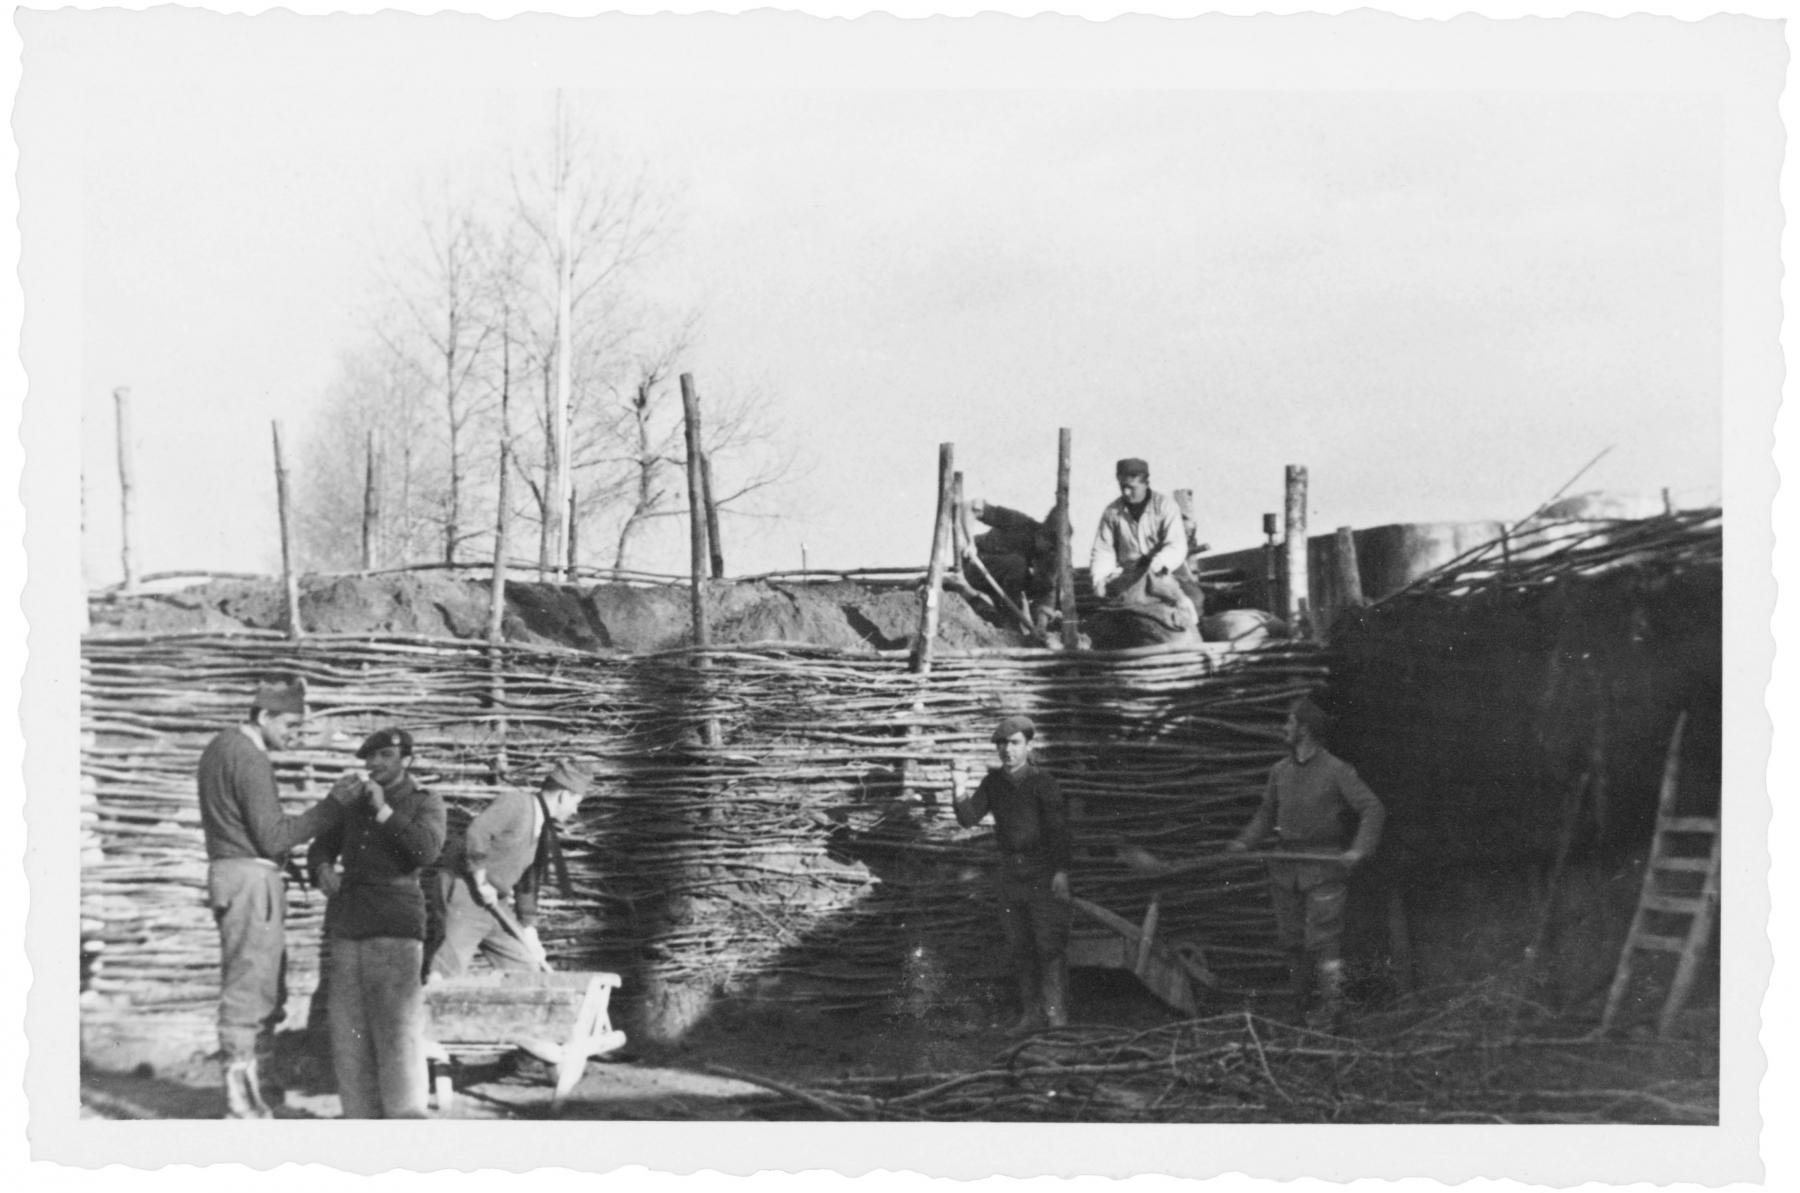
[991,714,1037,743]
[252,677,306,716]
[544,759,595,795]
[1115,458,1150,479]
[356,727,415,759]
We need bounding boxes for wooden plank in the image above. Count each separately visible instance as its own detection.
[1658,816,1719,834]
[1652,857,1716,873]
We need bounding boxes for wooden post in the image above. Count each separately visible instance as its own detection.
[700,451,725,579]
[1661,487,1675,516]
[910,443,955,673]
[1173,488,1199,557]
[680,374,720,749]
[113,387,138,593]
[489,441,511,775]
[949,471,967,580]
[361,430,379,571]
[1055,428,1079,650]
[1334,526,1365,610]
[680,374,710,649]
[566,482,579,576]
[1262,513,1279,614]
[1283,466,1309,637]
[489,443,512,643]
[271,420,303,640]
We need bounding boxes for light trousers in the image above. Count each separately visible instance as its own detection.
[328,936,428,1118]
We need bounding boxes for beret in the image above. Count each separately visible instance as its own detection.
[356,727,414,759]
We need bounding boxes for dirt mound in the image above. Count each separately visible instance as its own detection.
[88,573,1027,654]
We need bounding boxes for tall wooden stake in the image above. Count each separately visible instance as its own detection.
[1333,525,1365,611]
[1262,513,1279,614]
[488,439,512,775]
[361,430,379,571]
[911,443,955,673]
[271,420,303,639]
[681,374,720,748]
[1055,428,1080,649]
[949,470,967,580]
[566,482,579,575]
[1283,465,1309,637]
[114,387,138,593]
[701,451,725,579]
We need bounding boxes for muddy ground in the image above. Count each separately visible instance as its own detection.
[81,969,1716,1124]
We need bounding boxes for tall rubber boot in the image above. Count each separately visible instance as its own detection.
[224,1058,273,1120]
[1009,968,1044,1034]
[1040,959,1069,1029]
[1306,959,1346,1033]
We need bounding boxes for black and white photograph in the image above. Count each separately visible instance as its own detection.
[14,2,1786,1184]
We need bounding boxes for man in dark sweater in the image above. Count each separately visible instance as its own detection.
[1228,697,1386,1030]
[953,714,1073,1032]
[308,727,446,1118]
[197,676,361,1118]
[428,759,591,981]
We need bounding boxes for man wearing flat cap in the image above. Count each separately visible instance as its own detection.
[1227,697,1385,1030]
[953,715,1073,1032]
[197,676,367,1118]
[428,759,593,981]
[307,727,446,1117]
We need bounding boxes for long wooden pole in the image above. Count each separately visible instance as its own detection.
[1283,465,1309,638]
[910,443,955,673]
[567,482,579,575]
[680,374,710,650]
[948,470,966,581]
[700,451,725,579]
[271,420,302,639]
[114,387,138,593]
[361,429,379,571]
[488,439,512,775]
[1055,428,1079,649]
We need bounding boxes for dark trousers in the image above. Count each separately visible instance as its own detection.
[998,872,1070,988]
[207,859,289,1059]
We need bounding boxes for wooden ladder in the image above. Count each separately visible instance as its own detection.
[1596,711,1720,1038]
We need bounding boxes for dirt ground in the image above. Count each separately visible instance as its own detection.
[80,969,1716,1123]
[86,572,1027,653]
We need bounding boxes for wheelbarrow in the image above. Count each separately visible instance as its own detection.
[423,970,627,1112]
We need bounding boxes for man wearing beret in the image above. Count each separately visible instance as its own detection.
[953,715,1073,1032]
[1227,698,1386,1030]
[428,759,592,981]
[197,676,365,1118]
[1088,458,1198,606]
[307,727,446,1117]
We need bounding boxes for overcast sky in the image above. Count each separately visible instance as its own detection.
[32,12,1755,584]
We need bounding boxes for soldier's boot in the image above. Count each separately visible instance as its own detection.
[223,1058,273,1120]
[1285,955,1312,1021]
[1306,959,1346,1034]
[1040,960,1069,1029]
[1009,969,1045,1034]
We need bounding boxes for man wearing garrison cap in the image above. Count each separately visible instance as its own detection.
[953,715,1073,1032]
[428,759,593,981]
[1227,697,1386,1031]
[1089,457,1201,614]
[196,677,366,1118]
[307,727,445,1117]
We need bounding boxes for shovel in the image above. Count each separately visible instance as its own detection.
[482,895,555,974]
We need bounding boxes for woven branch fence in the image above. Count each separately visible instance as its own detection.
[81,631,1327,1050]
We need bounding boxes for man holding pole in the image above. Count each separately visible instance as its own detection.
[427,759,592,980]
[307,728,446,1118]
[953,715,1073,1032]
[1227,697,1385,1030]
[197,676,364,1118]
